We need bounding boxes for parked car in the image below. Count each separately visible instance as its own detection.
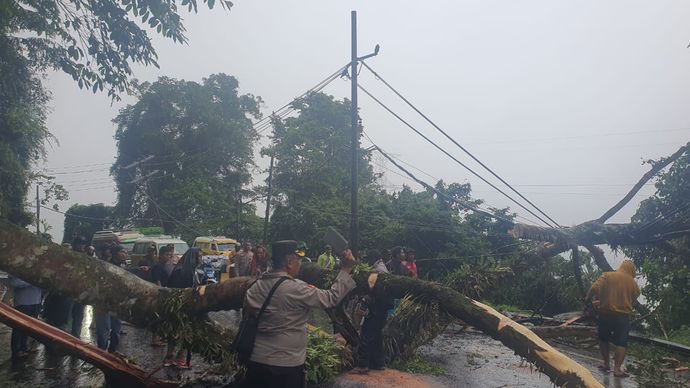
[192,236,237,258]
[130,236,189,266]
[91,230,145,253]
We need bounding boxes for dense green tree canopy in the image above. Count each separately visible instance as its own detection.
[112,74,262,241]
[0,0,228,230]
[62,203,114,243]
[3,0,231,98]
[626,153,690,329]
[266,93,377,246]
[0,33,50,226]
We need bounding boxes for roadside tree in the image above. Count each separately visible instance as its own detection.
[112,74,261,241]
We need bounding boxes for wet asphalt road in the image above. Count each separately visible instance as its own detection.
[414,325,638,388]
[0,309,645,388]
[0,307,245,388]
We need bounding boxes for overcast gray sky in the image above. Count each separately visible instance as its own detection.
[40,1,690,244]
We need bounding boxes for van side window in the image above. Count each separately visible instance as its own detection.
[133,243,145,254]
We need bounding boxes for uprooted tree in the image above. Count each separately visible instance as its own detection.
[1,142,688,388]
[0,221,602,387]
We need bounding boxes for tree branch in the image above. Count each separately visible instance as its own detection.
[597,141,689,223]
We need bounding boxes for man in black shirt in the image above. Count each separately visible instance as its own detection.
[151,245,174,287]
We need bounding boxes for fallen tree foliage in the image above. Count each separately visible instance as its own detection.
[511,141,690,269]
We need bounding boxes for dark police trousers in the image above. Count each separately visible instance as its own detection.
[244,361,305,388]
[357,302,388,369]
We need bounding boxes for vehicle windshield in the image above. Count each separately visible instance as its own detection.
[174,243,190,255]
[216,243,234,251]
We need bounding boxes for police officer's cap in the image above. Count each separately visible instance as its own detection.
[271,240,299,260]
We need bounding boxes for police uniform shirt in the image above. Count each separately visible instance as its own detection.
[245,270,356,367]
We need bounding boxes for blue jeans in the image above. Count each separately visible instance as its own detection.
[94,311,121,352]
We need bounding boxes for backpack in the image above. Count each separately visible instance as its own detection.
[231,276,289,364]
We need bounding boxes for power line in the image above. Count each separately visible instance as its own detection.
[44,162,113,171]
[361,62,560,228]
[366,141,542,226]
[40,205,157,224]
[364,134,515,225]
[472,126,690,145]
[357,83,555,227]
[252,63,350,135]
[47,167,111,175]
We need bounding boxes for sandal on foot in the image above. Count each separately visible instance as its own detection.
[613,371,629,377]
[597,364,610,371]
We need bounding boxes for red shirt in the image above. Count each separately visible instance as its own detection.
[405,261,418,278]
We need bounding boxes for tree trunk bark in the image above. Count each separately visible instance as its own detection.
[0,221,603,387]
[531,325,597,339]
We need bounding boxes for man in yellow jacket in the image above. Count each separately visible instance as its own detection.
[585,260,640,377]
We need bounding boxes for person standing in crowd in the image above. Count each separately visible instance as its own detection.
[251,245,270,276]
[296,241,312,263]
[356,249,393,372]
[149,245,174,347]
[585,260,640,378]
[387,246,407,276]
[44,241,77,334]
[94,245,125,353]
[404,248,418,279]
[317,245,336,270]
[151,245,174,287]
[9,276,42,359]
[86,245,97,258]
[69,236,89,338]
[234,240,253,277]
[138,244,157,279]
[242,241,356,387]
[382,249,392,268]
[164,248,203,368]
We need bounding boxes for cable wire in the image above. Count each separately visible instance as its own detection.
[361,62,561,228]
[358,83,554,227]
[252,63,349,135]
[363,134,514,225]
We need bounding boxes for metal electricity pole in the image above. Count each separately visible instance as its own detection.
[349,10,359,253]
[35,184,40,235]
[349,10,379,253]
[263,154,275,244]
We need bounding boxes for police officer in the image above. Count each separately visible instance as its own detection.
[243,240,356,387]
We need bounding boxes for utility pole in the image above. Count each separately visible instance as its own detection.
[35,184,40,235]
[350,10,359,253]
[263,154,275,244]
[349,11,379,253]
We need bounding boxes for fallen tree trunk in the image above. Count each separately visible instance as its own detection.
[0,302,176,387]
[511,142,690,265]
[0,221,603,387]
[531,325,597,339]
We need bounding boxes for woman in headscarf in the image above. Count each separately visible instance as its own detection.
[167,247,203,289]
[250,245,270,276]
[163,247,202,369]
